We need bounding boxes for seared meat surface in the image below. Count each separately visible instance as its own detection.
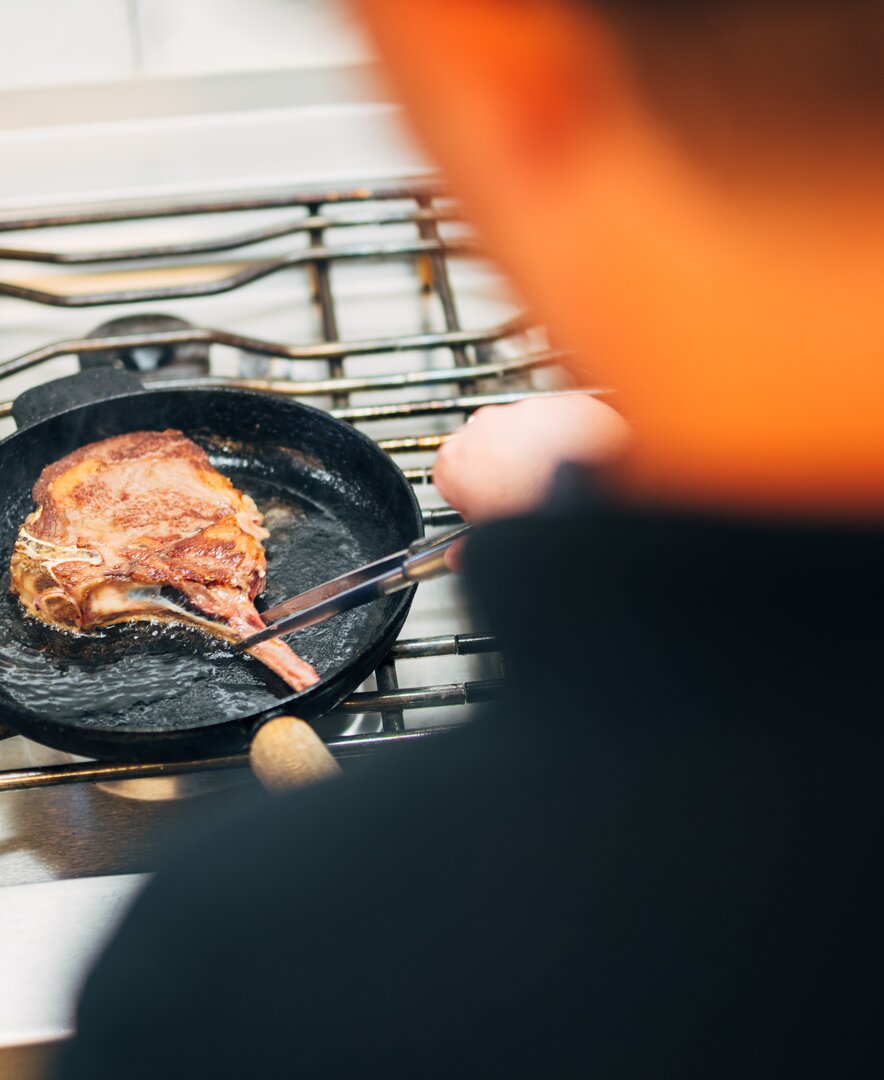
[9,430,319,692]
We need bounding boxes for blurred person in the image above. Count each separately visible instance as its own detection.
[58,2,884,1077]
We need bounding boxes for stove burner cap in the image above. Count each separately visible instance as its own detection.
[79,314,210,377]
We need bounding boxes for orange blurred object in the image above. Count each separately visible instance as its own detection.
[353,0,884,515]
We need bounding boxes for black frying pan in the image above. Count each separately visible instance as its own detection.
[0,368,422,762]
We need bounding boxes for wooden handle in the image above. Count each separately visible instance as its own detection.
[249,715,342,792]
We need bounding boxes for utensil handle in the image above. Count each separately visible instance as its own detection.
[249,715,342,792]
[11,367,145,429]
[403,544,455,583]
[402,523,472,583]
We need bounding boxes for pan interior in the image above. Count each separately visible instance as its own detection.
[0,391,418,739]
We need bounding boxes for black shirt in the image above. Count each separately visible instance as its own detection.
[58,480,884,1077]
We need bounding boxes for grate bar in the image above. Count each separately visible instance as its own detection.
[390,633,498,659]
[375,660,405,733]
[377,434,449,453]
[0,727,463,793]
[0,315,530,380]
[0,206,456,265]
[404,466,433,483]
[331,388,606,423]
[0,181,447,233]
[0,237,477,308]
[0,677,505,793]
[151,352,560,398]
[422,508,463,526]
[416,193,472,376]
[307,201,347,408]
[1,387,597,430]
[334,680,505,712]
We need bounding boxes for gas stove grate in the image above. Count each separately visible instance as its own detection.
[0,181,599,792]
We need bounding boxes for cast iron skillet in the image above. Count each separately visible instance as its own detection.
[0,368,422,762]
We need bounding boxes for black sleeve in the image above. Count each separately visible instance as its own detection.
[56,499,884,1079]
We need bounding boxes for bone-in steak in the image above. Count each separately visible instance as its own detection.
[9,430,319,691]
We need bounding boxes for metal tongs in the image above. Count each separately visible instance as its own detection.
[234,523,472,652]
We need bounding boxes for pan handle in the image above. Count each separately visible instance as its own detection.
[249,714,342,792]
[11,367,145,429]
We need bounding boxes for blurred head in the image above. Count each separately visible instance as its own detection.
[353,0,884,511]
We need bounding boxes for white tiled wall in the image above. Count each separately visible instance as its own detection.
[135,0,372,78]
[0,0,373,91]
[0,0,135,90]
[0,0,421,213]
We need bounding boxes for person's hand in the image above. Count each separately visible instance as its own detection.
[433,394,631,538]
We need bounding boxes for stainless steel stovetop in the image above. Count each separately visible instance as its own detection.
[0,171,588,1067]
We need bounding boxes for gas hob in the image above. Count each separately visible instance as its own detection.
[0,107,590,1067]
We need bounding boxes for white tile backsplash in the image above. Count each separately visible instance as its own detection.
[0,0,375,95]
[134,0,373,78]
[0,102,429,208]
[0,0,135,91]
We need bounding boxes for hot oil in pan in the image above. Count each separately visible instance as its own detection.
[0,475,387,734]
